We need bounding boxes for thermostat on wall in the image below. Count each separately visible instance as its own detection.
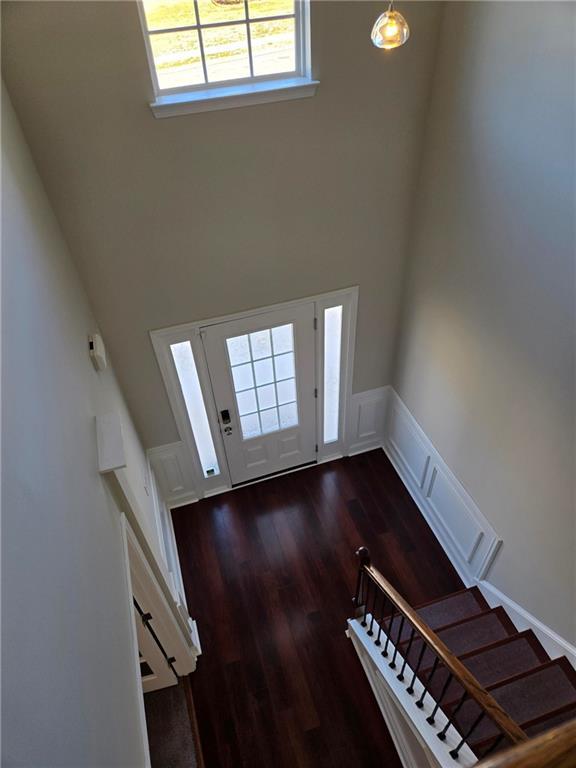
[88,333,107,371]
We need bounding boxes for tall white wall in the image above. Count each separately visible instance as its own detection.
[1,0,443,449]
[1,85,150,766]
[393,3,576,641]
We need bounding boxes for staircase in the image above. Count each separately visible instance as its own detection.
[400,587,576,754]
[348,548,576,767]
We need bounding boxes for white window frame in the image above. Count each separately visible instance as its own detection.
[138,0,319,117]
[150,287,358,499]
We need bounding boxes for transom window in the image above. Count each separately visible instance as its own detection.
[140,0,306,94]
[226,324,299,440]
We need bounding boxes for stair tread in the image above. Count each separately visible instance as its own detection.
[399,608,516,671]
[525,703,576,738]
[470,703,576,757]
[449,659,576,750]
[396,587,489,644]
[415,586,489,621]
[423,631,549,703]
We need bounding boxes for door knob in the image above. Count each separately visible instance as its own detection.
[224,426,233,435]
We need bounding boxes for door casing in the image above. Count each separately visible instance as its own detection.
[150,287,359,499]
[201,302,317,485]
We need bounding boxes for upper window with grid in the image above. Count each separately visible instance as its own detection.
[140,0,308,95]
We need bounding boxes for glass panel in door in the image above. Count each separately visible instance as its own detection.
[226,323,299,440]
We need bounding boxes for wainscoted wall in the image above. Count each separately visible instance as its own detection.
[148,441,199,508]
[382,389,576,667]
[346,387,389,456]
[383,389,502,585]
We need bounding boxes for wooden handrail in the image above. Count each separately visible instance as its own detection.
[358,550,527,746]
[476,717,576,767]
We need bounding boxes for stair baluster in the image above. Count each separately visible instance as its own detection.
[351,546,529,761]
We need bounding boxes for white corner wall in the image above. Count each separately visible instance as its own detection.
[393,3,576,642]
[1,84,150,766]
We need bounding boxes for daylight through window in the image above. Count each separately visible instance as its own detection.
[141,0,302,92]
[171,341,220,478]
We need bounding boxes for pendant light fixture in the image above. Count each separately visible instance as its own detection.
[371,1,410,50]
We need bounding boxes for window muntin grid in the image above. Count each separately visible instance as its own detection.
[226,324,299,440]
[141,0,298,94]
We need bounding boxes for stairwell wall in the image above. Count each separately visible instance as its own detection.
[392,2,576,641]
[2,84,151,766]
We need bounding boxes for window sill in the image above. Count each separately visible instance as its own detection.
[150,77,320,118]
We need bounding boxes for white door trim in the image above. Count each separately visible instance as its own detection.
[150,287,358,499]
[201,302,317,485]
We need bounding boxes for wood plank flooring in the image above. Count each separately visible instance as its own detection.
[172,450,463,768]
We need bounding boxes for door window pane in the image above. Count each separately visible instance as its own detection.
[257,383,276,410]
[271,323,293,355]
[260,407,280,434]
[254,357,274,386]
[274,352,295,381]
[249,329,272,360]
[276,377,296,405]
[236,388,257,415]
[279,401,298,429]
[227,334,251,365]
[228,323,298,440]
[232,362,254,392]
[240,412,261,439]
[171,341,220,477]
[323,305,343,444]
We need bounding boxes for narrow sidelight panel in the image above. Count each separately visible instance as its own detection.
[323,305,343,444]
[171,341,220,477]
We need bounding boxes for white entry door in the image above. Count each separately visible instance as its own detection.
[201,303,317,485]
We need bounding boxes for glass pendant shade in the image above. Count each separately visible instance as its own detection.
[371,9,410,50]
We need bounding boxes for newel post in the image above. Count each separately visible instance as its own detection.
[355,546,371,567]
[353,547,371,607]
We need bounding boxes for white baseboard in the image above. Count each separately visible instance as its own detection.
[165,492,200,509]
[346,386,389,456]
[477,579,576,668]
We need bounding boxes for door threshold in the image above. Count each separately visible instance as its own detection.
[231,460,318,489]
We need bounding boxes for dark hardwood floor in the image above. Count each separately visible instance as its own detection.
[172,450,463,768]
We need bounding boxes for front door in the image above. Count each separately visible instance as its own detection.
[201,303,317,485]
